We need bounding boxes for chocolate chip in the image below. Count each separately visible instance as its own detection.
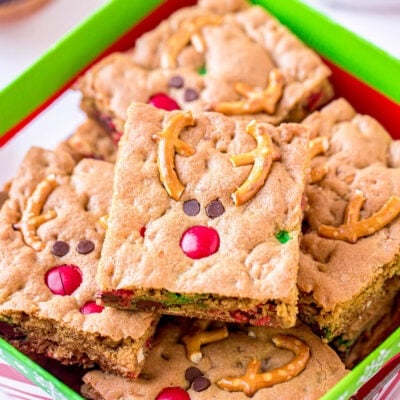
[168,75,184,88]
[192,376,211,392]
[205,200,225,219]
[52,241,70,257]
[76,239,95,254]
[185,366,203,384]
[183,199,200,216]
[134,300,163,310]
[184,88,199,102]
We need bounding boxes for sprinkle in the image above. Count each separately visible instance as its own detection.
[275,230,290,244]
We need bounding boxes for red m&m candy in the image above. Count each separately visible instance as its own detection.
[155,387,190,400]
[180,225,220,259]
[45,265,82,295]
[148,93,180,111]
[80,301,104,315]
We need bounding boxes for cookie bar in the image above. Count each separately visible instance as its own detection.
[342,293,400,368]
[0,147,158,378]
[57,119,117,163]
[77,0,332,139]
[96,102,310,327]
[81,317,347,400]
[298,98,400,345]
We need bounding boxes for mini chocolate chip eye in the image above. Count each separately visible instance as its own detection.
[205,199,225,219]
[168,75,184,88]
[192,376,211,392]
[185,366,203,384]
[77,240,95,254]
[51,241,70,257]
[183,199,200,216]
[184,88,199,102]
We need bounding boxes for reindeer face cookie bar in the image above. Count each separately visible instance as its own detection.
[0,147,158,378]
[298,99,400,357]
[97,103,309,328]
[81,317,347,400]
[77,0,332,140]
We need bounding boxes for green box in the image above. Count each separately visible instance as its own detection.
[0,0,399,399]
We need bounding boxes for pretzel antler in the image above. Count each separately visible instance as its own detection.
[230,120,280,206]
[153,111,196,200]
[13,174,58,251]
[212,69,284,116]
[181,319,228,364]
[161,15,222,68]
[217,334,310,397]
[308,136,329,183]
[309,137,329,159]
[318,190,400,243]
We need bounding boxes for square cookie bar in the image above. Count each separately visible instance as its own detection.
[299,98,400,347]
[0,147,157,378]
[81,317,347,400]
[77,0,332,139]
[97,102,310,327]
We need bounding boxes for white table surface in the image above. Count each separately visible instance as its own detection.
[0,0,399,187]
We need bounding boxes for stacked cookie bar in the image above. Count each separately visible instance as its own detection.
[1,0,398,399]
[0,146,157,378]
[299,98,400,365]
[77,0,332,140]
[97,103,309,329]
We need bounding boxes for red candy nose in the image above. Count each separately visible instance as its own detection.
[180,225,220,259]
[148,93,180,111]
[80,301,104,315]
[45,265,82,295]
[155,387,190,400]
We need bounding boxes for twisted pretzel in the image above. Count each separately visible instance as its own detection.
[230,120,280,206]
[212,69,284,116]
[153,111,196,200]
[182,319,228,364]
[13,174,58,251]
[318,190,400,243]
[161,15,222,68]
[217,334,310,397]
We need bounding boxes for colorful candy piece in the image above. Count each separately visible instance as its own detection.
[80,301,104,315]
[180,225,220,259]
[155,387,190,400]
[45,265,82,296]
[149,93,181,111]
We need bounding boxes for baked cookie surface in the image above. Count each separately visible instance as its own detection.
[299,98,400,343]
[0,147,157,378]
[77,0,332,137]
[81,317,347,400]
[97,103,309,327]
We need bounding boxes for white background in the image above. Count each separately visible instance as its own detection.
[0,0,399,187]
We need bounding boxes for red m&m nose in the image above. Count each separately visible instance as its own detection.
[155,387,190,400]
[148,93,180,111]
[80,301,104,315]
[180,225,220,259]
[45,265,82,295]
